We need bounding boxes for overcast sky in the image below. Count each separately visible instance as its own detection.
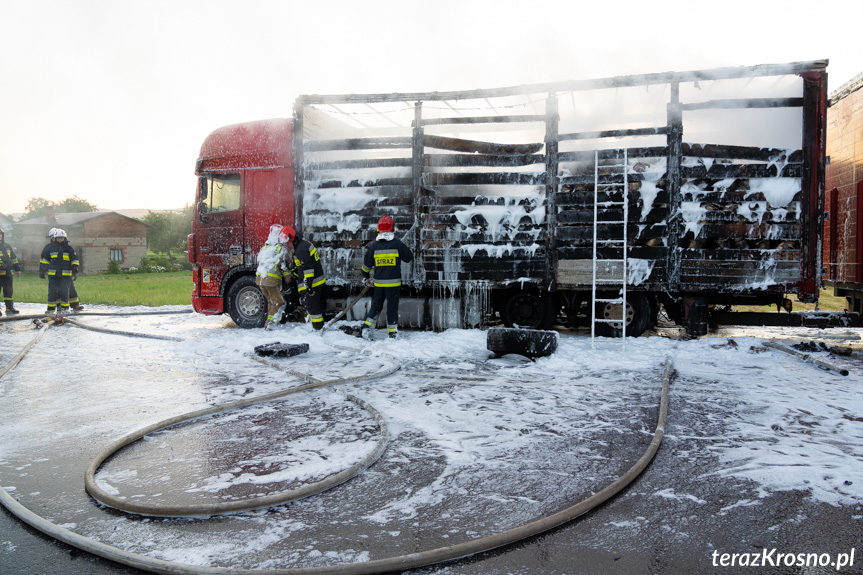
[1,0,860,216]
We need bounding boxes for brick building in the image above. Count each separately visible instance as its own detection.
[16,209,147,274]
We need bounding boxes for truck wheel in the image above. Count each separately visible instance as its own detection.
[226,276,267,329]
[594,292,654,338]
[500,290,554,330]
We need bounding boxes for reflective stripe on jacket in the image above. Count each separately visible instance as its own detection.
[293,239,326,292]
[39,242,79,277]
[362,237,413,288]
[255,243,291,280]
[0,242,20,276]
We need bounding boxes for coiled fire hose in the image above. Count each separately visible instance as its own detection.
[1,311,674,574]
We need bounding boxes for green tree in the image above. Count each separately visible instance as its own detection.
[141,205,193,262]
[21,196,98,220]
[57,195,99,213]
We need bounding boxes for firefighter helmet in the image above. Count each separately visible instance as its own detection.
[377,216,394,233]
[54,229,67,239]
[278,226,296,244]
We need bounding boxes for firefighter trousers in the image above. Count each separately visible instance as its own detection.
[47,276,72,311]
[365,285,400,333]
[256,276,285,320]
[0,275,13,309]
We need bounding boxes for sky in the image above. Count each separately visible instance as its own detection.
[1,0,861,216]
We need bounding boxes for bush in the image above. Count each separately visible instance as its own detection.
[107,260,122,274]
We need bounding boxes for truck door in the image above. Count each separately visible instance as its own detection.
[194,172,244,297]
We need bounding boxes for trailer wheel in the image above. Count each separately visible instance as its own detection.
[226,276,267,329]
[500,290,554,330]
[594,292,654,338]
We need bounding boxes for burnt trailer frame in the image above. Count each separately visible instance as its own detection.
[292,60,827,333]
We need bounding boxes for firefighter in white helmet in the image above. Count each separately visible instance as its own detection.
[39,228,79,317]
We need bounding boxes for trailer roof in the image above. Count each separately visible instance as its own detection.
[829,70,863,106]
[296,60,828,107]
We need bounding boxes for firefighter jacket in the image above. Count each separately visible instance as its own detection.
[0,241,21,276]
[362,235,414,287]
[293,238,326,293]
[39,241,79,277]
[255,243,291,281]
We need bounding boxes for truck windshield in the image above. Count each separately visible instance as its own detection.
[201,173,241,213]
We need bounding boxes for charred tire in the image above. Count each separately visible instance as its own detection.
[500,290,555,330]
[487,327,559,358]
[226,276,267,329]
[594,292,654,338]
[254,342,310,358]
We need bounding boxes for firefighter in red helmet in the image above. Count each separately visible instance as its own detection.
[361,215,413,339]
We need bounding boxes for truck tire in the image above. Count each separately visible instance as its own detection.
[226,276,267,329]
[487,327,558,358]
[500,290,555,330]
[594,292,654,338]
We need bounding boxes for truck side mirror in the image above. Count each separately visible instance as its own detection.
[198,201,209,223]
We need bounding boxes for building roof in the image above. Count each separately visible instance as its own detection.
[15,211,144,227]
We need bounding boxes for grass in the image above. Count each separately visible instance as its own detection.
[8,271,850,312]
[11,271,193,307]
[733,288,848,313]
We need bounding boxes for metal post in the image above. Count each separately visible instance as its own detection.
[666,81,683,291]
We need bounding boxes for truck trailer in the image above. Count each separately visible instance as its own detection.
[824,71,863,313]
[187,60,827,336]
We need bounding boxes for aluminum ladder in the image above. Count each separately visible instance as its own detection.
[590,149,629,349]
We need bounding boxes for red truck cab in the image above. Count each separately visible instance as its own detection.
[188,119,295,327]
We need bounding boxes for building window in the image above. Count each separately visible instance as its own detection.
[110,248,124,262]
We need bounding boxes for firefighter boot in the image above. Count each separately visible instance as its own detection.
[361,320,374,341]
[71,303,84,313]
[6,301,20,315]
[388,330,399,340]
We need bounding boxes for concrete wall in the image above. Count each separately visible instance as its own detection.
[80,214,147,273]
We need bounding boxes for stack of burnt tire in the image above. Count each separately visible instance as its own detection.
[487,327,558,359]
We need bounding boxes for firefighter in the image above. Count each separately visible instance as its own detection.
[0,227,22,316]
[255,224,293,330]
[289,231,326,331]
[39,228,79,317]
[361,216,413,339]
[46,228,84,311]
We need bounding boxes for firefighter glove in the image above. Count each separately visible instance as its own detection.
[364,278,373,288]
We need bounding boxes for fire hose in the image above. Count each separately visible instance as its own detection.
[0,310,674,574]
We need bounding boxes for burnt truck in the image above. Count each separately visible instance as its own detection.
[187,60,827,336]
[824,71,863,313]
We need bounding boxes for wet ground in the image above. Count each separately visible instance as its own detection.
[1,308,862,574]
